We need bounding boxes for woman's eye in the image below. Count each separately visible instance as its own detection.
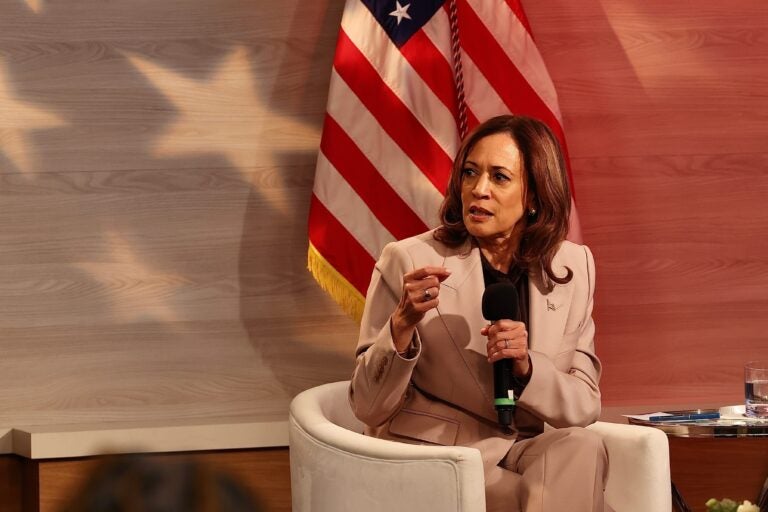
[494,172,510,182]
[461,168,477,178]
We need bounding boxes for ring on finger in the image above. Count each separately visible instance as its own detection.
[423,289,432,301]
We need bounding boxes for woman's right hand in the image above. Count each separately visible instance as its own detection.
[390,266,451,352]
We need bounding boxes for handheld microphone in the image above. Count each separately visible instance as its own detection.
[481,282,520,429]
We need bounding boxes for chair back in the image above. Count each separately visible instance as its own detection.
[289,381,487,512]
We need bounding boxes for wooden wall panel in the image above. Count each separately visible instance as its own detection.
[0,0,358,433]
[0,0,766,465]
[524,0,768,406]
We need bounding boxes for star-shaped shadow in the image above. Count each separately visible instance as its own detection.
[0,59,66,172]
[0,0,358,426]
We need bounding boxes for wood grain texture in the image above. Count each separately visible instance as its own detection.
[527,0,768,159]
[0,0,357,435]
[668,437,768,511]
[0,0,766,457]
[524,0,768,406]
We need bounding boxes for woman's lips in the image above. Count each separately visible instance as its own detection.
[467,205,493,220]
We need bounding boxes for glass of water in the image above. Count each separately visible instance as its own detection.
[745,361,768,419]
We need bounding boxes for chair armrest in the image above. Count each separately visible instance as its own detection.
[289,382,486,512]
[587,421,671,512]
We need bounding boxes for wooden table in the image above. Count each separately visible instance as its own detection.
[626,411,768,512]
[667,436,767,511]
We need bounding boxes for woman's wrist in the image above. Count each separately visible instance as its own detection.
[512,356,532,380]
[390,315,415,354]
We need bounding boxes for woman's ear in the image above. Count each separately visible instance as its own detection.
[526,194,537,214]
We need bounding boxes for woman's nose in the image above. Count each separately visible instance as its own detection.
[472,173,490,197]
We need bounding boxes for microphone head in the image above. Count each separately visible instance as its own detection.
[481,282,520,322]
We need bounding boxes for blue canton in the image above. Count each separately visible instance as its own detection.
[361,0,446,48]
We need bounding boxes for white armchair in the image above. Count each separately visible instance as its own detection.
[289,381,671,512]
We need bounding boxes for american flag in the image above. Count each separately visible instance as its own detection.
[308,0,581,321]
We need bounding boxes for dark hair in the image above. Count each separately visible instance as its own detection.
[60,455,263,512]
[434,114,573,289]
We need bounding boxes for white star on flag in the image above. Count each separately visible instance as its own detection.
[389,2,411,25]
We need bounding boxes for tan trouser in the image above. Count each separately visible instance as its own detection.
[484,427,612,512]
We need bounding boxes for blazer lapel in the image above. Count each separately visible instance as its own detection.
[420,240,576,418]
[432,242,496,418]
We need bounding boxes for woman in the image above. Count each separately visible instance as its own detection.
[349,115,609,512]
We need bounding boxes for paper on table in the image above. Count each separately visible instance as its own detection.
[623,412,672,421]
[719,405,748,420]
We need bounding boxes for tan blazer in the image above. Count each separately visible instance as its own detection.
[349,230,602,473]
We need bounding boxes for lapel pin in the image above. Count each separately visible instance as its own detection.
[546,299,561,311]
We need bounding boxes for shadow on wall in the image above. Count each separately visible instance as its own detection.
[0,0,356,426]
[237,1,359,396]
[238,148,357,398]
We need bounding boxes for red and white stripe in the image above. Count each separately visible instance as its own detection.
[309,0,581,306]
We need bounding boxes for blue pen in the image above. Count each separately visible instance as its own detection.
[648,412,720,422]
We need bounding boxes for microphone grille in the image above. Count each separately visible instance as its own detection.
[481,282,520,322]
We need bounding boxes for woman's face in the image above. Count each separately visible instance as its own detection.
[460,132,527,244]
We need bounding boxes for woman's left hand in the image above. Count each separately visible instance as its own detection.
[482,320,531,377]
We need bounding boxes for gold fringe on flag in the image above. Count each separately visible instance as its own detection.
[307,243,366,324]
